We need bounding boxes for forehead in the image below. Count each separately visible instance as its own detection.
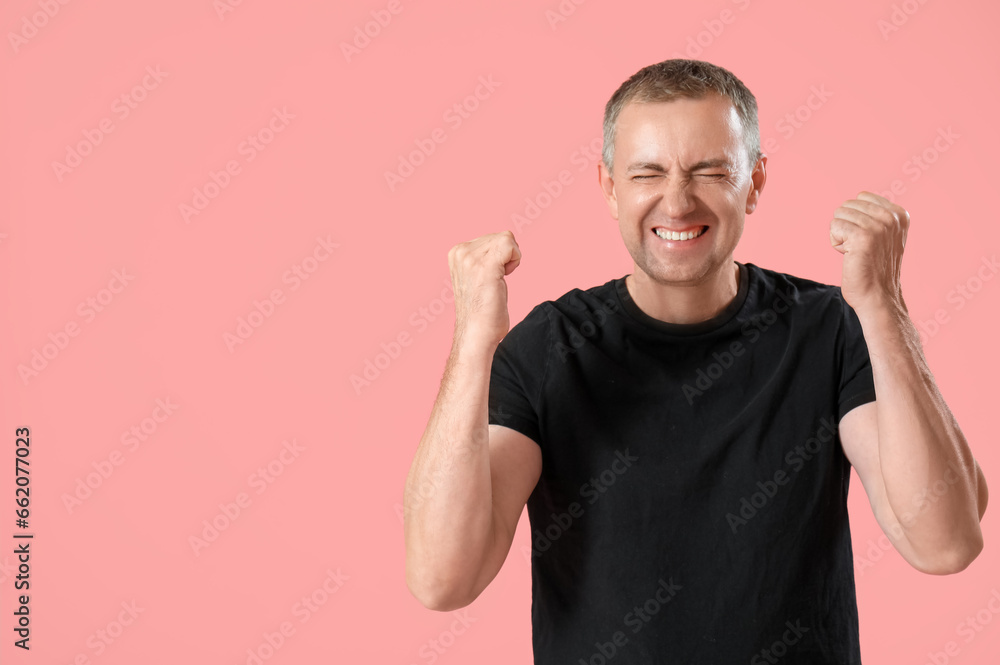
[615,94,744,162]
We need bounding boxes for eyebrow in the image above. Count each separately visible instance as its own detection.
[625,158,733,173]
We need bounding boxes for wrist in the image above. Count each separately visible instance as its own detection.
[851,290,907,325]
[452,325,499,361]
[853,295,918,352]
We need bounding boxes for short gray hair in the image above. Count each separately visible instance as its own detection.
[602,59,761,176]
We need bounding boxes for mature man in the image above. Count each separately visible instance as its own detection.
[404,59,988,663]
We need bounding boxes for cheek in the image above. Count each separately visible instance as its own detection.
[619,189,656,216]
[703,185,745,213]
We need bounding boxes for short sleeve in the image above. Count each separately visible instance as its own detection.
[487,303,551,447]
[836,291,877,422]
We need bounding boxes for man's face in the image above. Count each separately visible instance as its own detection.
[598,93,766,287]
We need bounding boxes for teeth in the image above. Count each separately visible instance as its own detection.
[654,227,705,241]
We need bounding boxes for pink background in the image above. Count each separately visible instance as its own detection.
[2,0,998,662]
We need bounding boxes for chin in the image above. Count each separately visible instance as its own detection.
[638,260,709,286]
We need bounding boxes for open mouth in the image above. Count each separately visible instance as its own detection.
[652,226,708,242]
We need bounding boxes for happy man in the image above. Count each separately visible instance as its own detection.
[404,59,988,663]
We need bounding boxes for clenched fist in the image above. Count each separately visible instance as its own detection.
[447,230,523,350]
[830,191,909,314]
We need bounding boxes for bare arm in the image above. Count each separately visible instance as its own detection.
[404,231,540,610]
[841,306,986,574]
[832,191,987,574]
[403,335,496,610]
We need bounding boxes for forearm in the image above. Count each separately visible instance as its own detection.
[404,333,497,609]
[857,298,984,569]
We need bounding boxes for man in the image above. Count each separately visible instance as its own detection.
[403,59,988,663]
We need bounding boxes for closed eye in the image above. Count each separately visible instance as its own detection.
[633,173,726,181]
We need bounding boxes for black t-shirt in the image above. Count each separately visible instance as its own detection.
[487,261,876,664]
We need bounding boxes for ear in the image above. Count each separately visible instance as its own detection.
[745,154,767,214]
[598,160,619,220]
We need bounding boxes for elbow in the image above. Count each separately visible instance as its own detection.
[911,533,985,576]
[414,592,473,613]
[976,463,989,521]
[406,566,474,612]
[408,582,473,612]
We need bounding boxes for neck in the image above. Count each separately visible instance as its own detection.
[626,261,740,325]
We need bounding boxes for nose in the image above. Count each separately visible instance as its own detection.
[658,175,697,219]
